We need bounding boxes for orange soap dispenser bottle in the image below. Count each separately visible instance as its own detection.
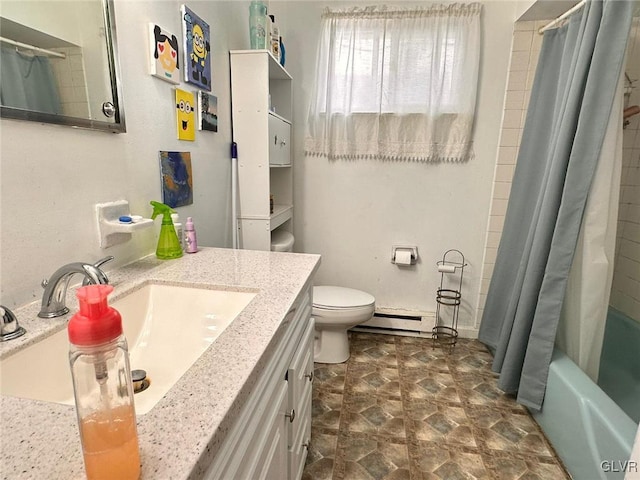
[68,284,141,480]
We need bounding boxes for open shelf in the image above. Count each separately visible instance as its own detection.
[271,204,293,231]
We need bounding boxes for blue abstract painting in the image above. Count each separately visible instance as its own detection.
[160,151,193,207]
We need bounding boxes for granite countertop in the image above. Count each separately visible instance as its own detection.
[0,247,321,480]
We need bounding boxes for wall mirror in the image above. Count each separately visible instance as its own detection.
[0,0,126,133]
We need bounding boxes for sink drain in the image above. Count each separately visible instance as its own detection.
[132,369,150,393]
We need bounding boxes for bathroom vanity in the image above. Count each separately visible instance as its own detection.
[0,248,320,479]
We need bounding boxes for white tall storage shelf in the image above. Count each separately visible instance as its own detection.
[230,50,293,251]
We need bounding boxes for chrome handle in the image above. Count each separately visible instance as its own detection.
[82,256,114,286]
[285,409,295,423]
[0,305,26,341]
[305,371,314,382]
[94,256,114,269]
[102,101,116,118]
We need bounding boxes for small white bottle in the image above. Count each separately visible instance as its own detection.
[171,213,184,250]
[269,15,280,61]
[185,217,198,253]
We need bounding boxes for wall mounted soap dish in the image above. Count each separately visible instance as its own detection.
[96,200,153,248]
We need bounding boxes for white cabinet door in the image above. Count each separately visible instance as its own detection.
[269,113,291,166]
[287,319,314,479]
[289,386,312,480]
[236,380,289,480]
[287,321,314,434]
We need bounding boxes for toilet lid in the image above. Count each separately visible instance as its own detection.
[271,230,294,252]
[313,286,375,309]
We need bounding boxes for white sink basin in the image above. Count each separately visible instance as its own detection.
[0,284,256,414]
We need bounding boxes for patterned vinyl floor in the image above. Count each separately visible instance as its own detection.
[302,332,571,480]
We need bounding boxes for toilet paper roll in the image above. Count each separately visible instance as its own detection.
[438,264,456,273]
[395,249,413,265]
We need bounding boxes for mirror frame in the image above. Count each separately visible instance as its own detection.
[0,0,126,133]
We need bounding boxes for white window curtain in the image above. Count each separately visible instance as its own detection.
[305,4,481,162]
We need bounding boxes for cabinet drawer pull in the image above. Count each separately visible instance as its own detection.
[280,139,287,147]
[304,371,314,382]
[302,439,310,450]
[284,408,296,423]
[285,409,296,423]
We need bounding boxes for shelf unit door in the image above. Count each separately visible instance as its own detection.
[239,218,272,251]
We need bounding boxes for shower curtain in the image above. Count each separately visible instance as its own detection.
[555,73,624,382]
[0,46,62,115]
[478,0,633,411]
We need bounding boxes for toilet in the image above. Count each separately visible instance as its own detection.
[312,286,375,364]
[269,233,375,363]
[271,229,295,252]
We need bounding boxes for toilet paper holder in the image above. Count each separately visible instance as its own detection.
[391,245,419,265]
[433,249,467,349]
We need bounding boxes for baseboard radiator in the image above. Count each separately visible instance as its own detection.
[352,308,436,337]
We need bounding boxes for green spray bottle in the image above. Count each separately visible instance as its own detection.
[150,201,183,259]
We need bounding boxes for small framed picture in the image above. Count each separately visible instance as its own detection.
[160,151,193,207]
[149,23,180,84]
[181,5,211,91]
[175,88,195,141]
[198,91,218,132]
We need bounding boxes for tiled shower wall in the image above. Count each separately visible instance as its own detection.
[477,17,640,327]
[610,17,640,323]
[50,47,90,118]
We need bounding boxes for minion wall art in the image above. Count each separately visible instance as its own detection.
[149,23,180,84]
[175,88,195,141]
[180,5,211,91]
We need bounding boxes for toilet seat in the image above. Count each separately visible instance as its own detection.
[313,286,375,310]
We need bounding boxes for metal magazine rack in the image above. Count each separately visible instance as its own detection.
[432,249,467,348]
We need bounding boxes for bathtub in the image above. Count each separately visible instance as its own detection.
[598,307,640,424]
[531,349,637,480]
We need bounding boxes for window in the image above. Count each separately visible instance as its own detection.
[305,4,481,162]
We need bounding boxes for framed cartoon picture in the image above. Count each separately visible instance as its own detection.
[180,5,211,91]
[149,23,180,84]
[197,91,218,132]
[175,88,195,141]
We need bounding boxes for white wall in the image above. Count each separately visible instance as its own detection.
[284,1,517,333]
[0,0,248,308]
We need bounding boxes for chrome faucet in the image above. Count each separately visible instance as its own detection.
[38,256,114,318]
[1,305,26,341]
